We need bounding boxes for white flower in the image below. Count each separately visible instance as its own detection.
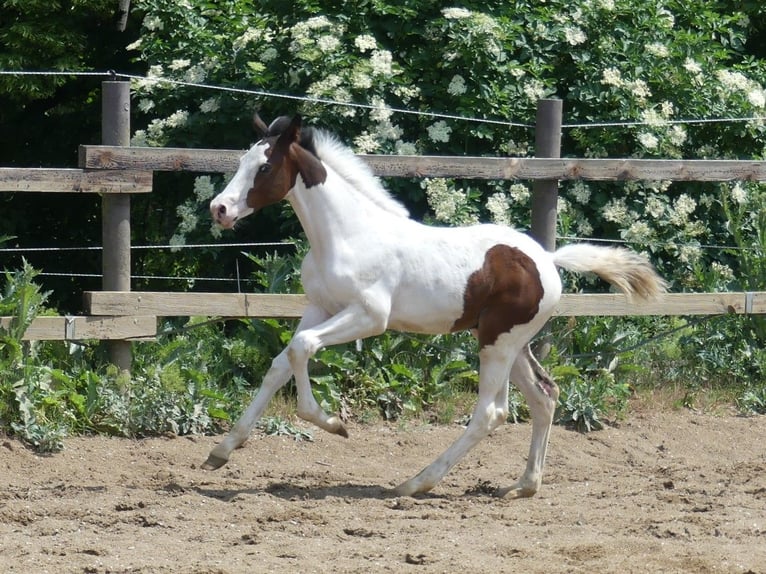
[486,193,510,226]
[427,120,452,143]
[370,50,393,76]
[626,79,651,101]
[147,65,164,78]
[716,69,750,91]
[747,89,766,108]
[508,183,530,202]
[660,101,674,117]
[638,132,659,150]
[131,129,148,147]
[317,35,340,53]
[668,193,697,225]
[569,181,591,204]
[369,97,393,122]
[184,64,207,84]
[684,58,702,74]
[668,125,687,147]
[601,67,623,87]
[351,71,373,89]
[353,132,380,153]
[354,34,377,52]
[678,244,701,264]
[374,119,403,141]
[522,79,546,101]
[143,15,164,31]
[641,108,668,127]
[138,98,155,113]
[395,140,417,155]
[711,261,734,283]
[645,43,669,58]
[125,38,142,51]
[645,195,665,219]
[602,198,630,224]
[658,8,675,28]
[731,182,748,204]
[576,218,593,237]
[169,59,191,70]
[564,26,587,46]
[165,109,189,129]
[448,74,467,96]
[200,97,220,113]
[261,47,278,63]
[622,220,653,244]
[193,176,216,202]
[442,7,472,19]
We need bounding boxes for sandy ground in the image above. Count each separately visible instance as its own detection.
[1,410,765,574]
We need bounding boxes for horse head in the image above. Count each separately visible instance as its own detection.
[210,114,327,229]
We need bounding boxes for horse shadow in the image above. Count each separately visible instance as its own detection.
[194,481,445,503]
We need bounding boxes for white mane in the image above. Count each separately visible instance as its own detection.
[311,129,410,218]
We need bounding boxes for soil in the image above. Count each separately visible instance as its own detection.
[1,409,765,574]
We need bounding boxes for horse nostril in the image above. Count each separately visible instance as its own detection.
[217,204,227,216]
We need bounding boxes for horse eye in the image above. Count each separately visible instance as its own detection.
[258,164,272,174]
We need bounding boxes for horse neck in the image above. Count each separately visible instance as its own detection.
[287,168,392,256]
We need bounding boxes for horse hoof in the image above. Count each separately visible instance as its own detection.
[334,423,349,439]
[494,484,537,499]
[201,453,228,471]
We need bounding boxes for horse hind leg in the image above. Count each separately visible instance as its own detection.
[393,343,517,496]
[495,345,559,498]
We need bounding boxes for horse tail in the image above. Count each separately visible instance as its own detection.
[552,243,667,300]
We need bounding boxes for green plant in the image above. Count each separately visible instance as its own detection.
[738,386,766,415]
[257,416,314,441]
[553,362,632,432]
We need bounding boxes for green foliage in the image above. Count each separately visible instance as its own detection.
[553,363,632,432]
[257,416,313,441]
[3,1,766,446]
[739,386,766,415]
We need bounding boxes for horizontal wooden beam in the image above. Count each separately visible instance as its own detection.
[85,291,309,318]
[85,291,766,318]
[0,315,157,341]
[0,168,153,193]
[553,292,766,316]
[79,145,766,181]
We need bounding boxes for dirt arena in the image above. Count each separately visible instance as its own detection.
[1,409,765,573]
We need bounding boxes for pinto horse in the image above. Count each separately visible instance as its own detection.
[205,114,666,497]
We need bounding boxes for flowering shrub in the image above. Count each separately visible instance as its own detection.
[127,0,766,394]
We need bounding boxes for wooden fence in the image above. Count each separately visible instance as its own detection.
[2,83,765,367]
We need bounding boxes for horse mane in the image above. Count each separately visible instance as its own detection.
[310,129,410,219]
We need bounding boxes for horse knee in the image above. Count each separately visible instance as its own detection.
[287,332,321,366]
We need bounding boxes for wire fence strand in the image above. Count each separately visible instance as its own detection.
[1,69,762,130]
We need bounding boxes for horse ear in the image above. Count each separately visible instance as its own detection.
[286,115,302,142]
[253,112,269,137]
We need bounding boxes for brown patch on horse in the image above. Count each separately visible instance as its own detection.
[451,245,544,348]
[246,115,327,212]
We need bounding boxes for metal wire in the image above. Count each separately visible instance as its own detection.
[3,69,762,130]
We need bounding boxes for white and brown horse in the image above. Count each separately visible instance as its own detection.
[205,114,666,497]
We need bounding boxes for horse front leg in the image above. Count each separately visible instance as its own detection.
[286,302,389,437]
[495,345,559,498]
[202,305,330,470]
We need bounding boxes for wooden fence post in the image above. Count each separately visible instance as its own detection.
[530,99,563,358]
[101,80,132,372]
[530,99,563,251]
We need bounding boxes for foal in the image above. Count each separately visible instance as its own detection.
[204,114,666,497]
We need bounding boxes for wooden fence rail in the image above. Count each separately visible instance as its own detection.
[80,145,766,181]
[84,291,766,319]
